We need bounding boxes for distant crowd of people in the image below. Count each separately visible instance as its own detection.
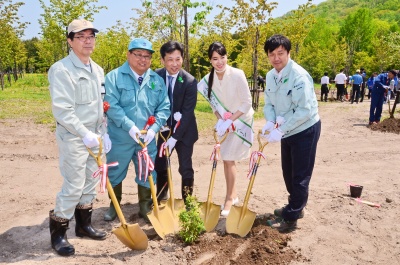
[319,68,399,125]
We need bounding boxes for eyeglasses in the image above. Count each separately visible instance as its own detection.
[74,36,96,42]
[131,52,152,61]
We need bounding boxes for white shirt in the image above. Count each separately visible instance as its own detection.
[321,76,329,85]
[166,72,178,94]
[334,72,347,84]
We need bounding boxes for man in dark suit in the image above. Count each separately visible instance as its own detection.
[155,41,198,203]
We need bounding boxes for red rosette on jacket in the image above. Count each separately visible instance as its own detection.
[103,101,110,113]
[143,115,156,130]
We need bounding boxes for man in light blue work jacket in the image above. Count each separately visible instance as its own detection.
[261,34,321,232]
[104,38,170,222]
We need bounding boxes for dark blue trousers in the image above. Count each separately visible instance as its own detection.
[281,120,321,221]
[369,91,385,123]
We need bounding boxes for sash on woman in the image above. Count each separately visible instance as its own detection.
[197,77,253,147]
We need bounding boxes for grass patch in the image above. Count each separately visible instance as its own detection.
[1,74,266,130]
[0,74,53,124]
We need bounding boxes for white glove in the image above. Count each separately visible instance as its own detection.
[82,131,100,148]
[129,126,141,143]
[267,128,284,143]
[276,116,286,126]
[164,137,177,154]
[143,129,156,145]
[262,121,275,134]
[217,119,233,136]
[214,119,224,129]
[102,133,112,153]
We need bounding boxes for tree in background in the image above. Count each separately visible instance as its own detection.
[37,0,106,71]
[91,22,130,73]
[131,0,212,72]
[0,0,28,84]
[339,8,374,73]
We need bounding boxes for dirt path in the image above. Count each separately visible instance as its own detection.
[0,99,399,265]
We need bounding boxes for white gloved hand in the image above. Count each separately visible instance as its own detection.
[102,133,112,153]
[267,128,284,143]
[164,137,177,154]
[217,119,233,136]
[143,129,156,145]
[129,126,141,143]
[276,116,286,127]
[82,131,100,148]
[214,118,224,129]
[262,121,275,135]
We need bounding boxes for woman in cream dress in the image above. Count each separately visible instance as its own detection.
[200,42,254,216]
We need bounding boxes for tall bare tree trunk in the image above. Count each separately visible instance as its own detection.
[183,5,190,72]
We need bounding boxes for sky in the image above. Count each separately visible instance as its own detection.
[19,0,326,40]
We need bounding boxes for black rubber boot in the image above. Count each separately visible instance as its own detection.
[75,205,107,240]
[156,170,168,204]
[138,185,152,223]
[49,210,75,256]
[181,178,194,203]
[104,183,122,221]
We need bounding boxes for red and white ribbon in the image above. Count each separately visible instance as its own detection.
[92,161,119,193]
[173,112,182,133]
[247,151,266,179]
[209,144,221,161]
[138,147,154,182]
[158,142,167,157]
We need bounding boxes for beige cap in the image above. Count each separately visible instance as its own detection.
[67,19,98,35]
[356,69,360,73]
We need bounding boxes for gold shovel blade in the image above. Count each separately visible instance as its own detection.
[147,207,176,239]
[112,223,148,250]
[199,202,221,232]
[225,205,256,237]
[165,198,185,232]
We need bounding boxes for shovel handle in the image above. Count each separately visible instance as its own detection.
[213,129,228,144]
[86,139,129,226]
[159,127,172,143]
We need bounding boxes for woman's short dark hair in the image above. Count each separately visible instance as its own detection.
[207,42,227,99]
[264,34,291,54]
[160,41,184,59]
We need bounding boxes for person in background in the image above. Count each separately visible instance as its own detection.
[262,34,321,232]
[359,68,367,103]
[350,69,363,104]
[103,38,170,222]
[257,75,266,91]
[197,42,254,217]
[320,72,329,102]
[154,41,198,203]
[366,72,377,100]
[369,70,396,125]
[48,19,110,256]
[334,69,347,102]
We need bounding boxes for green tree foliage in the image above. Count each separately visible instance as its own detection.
[91,22,130,73]
[37,0,106,70]
[0,0,28,74]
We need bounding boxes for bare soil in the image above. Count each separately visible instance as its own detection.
[1,98,400,265]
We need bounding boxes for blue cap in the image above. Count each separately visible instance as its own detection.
[128,38,155,53]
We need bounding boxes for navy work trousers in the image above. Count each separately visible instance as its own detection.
[281,120,321,221]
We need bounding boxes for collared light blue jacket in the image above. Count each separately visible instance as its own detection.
[104,61,170,143]
[264,59,320,137]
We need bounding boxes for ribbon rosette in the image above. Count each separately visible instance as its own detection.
[143,115,156,130]
[173,112,182,133]
[103,101,110,113]
[223,112,235,132]
[92,161,119,193]
[247,151,266,179]
[138,147,154,182]
[209,143,221,161]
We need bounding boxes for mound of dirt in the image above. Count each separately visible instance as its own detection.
[369,118,400,134]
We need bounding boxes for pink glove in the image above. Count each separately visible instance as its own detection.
[267,128,284,143]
